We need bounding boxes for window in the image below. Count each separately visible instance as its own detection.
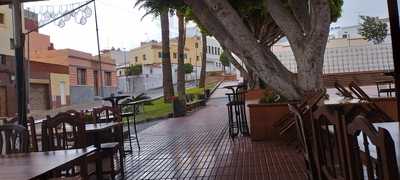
[196,56,199,61]
[173,53,177,59]
[0,55,5,65]
[195,43,199,48]
[135,56,138,62]
[217,48,220,55]
[208,46,211,54]
[105,72,112,86]
[9,39,14,49]
[158,52,162,58]
[0,13,4,24]
[184,53,187,59]
[143,54,146,60]
[77,68,87,85]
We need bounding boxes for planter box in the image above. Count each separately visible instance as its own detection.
[248,103,290,141]
[246,89,264,101]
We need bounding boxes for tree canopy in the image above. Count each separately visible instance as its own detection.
[358,16,388,44]
[219,51,231,67]
[125,64,143,76]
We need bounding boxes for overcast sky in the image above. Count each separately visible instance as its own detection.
[25,0,390,55]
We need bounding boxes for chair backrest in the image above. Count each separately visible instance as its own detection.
[42,112,85,151]
[92,106,121,124]
[311,107,350,180]
[335,82,353,99]
[346,116,399,180]
[0,124,29,155]
[288,104,317,179]
[349,81,371,101]
[4,116,38,152]
[348,82,393,122]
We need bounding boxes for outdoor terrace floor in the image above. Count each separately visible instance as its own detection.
[121,83,307,179]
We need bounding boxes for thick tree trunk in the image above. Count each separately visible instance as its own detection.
[199,32,207,88]
[161,11,174,102]
[184,0,301,100]
[177,13,186,100]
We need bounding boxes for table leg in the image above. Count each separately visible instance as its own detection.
[94,132,103,180]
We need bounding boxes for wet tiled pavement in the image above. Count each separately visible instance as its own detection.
[122,83,307,179]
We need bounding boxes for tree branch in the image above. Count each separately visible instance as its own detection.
[184,0,302,99]
[265,0,305,45]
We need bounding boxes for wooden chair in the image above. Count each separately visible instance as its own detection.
[311,107,350,180]
[42,112,86,151]
[0,124,29,155]
[348,81,393,122]
[92,106,120,124]
[346,115,399,180]
[274,89,327,143]
[334,82,353,99]
[288,104,317,180]
[91,106,124,179]
[4,116,38,152]
[41,112,87,178]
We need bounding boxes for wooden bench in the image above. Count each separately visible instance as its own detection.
[185,94,206,111]
[376,80,395,97]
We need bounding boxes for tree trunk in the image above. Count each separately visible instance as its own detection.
[184,0,301,100]
[199,32,207,88]
[160,11,174,102]
[177,13,186,100]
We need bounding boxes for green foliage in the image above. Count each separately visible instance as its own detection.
[358,16,388,44]
[134,0,185,19]
[329,0,343,22]
[125,64,142,76]
[259,89,288,104]
[183,63,193,74]
[219,51,231,67]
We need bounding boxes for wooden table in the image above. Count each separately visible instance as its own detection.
[0,146,96,180]
[358,122,400,172]
[85,122,123,180]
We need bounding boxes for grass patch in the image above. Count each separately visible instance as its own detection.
[124,81,221,123]
[186,81,219,95]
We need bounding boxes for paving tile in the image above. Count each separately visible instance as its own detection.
[120,86,307,180]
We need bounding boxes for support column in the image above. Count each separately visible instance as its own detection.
[12,0,28,127]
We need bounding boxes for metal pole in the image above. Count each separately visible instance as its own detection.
[12,0,28,128]
[93,0,103,97]
[123,48,127,93]
[387,0,400,121]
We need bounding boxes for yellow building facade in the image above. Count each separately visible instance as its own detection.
[127,37,203,67]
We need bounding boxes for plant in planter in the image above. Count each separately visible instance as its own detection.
[248,89,292,141]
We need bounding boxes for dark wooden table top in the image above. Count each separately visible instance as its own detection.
[0,146,96,180]
[85,122,123,133]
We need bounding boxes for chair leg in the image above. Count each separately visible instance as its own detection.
[110,152,116,180]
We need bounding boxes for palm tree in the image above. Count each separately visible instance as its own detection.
[198,32,207,88]
[176,11,186,99]
[135,0,174,102]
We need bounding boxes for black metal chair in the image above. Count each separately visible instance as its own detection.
[119,100,141,153]
[225,84,249,138]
